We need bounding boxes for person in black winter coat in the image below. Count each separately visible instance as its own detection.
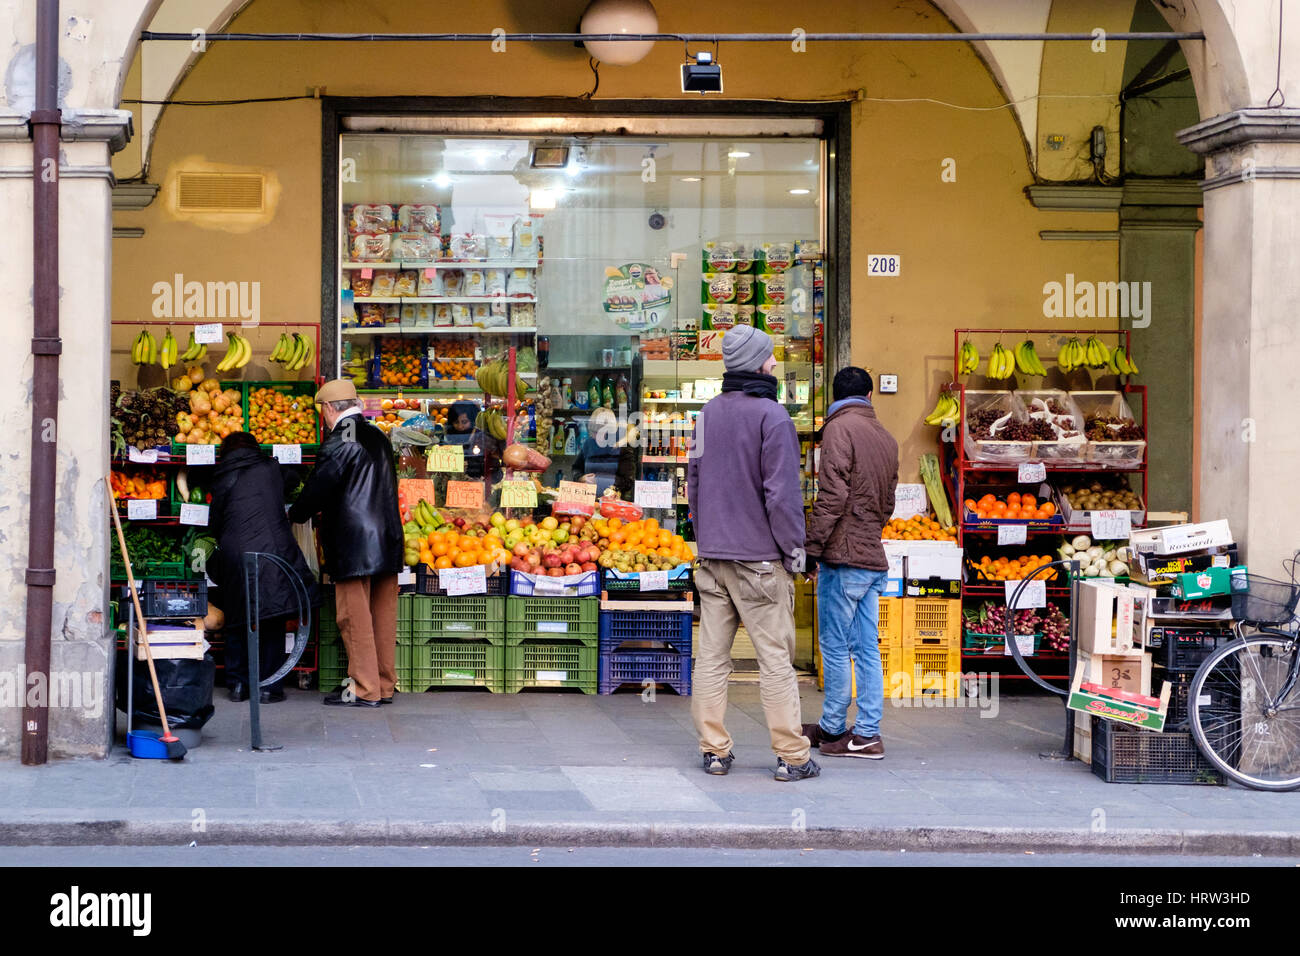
[288,380,404,707]
[207,432,320,703]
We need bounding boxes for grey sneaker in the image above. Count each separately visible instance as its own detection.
[773,757,821,782]
[820,733,884,759]
[702,751,735,775]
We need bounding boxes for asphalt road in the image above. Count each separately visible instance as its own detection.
[1,846,1296,866]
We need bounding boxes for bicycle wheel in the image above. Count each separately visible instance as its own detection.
[1189,633,1300,791]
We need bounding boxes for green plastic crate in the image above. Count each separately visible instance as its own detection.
[243,381,321,450]
[408,595,506,645]
[505,638,598,693]
[505,597,599,643]
[318,637,349,692]
[407,639,505,692]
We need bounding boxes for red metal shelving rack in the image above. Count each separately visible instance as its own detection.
[944,327,1149,681]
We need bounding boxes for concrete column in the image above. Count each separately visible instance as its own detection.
[1178,109,1300,572]
[1117,181,1203,516]
[0,109,131,757]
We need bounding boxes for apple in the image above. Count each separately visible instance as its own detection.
[490,512,506,528]
[512,542,530,557]
[526,553,542,568]
[541,516,558,531]
[476,519,491,532]
[552,528,570,544]
[565,563,582,576]
[505,518,520,532]
[487,527,502,538]
[580,562,597,572]
[510,557,529,573]
[571,515,586,531]
[453,516,467,529]
[543,554,564,569]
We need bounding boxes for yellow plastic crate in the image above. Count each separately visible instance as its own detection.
[902,597,961,650]
[895,643,963,698]
[814,634,904,698]
[877,596,902,644]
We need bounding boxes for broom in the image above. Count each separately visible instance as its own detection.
[108,479,187,760]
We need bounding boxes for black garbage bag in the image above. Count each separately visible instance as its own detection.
[115,652,216,731]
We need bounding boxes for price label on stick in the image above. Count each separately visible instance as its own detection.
[426,445,465,474]
[1004,634,1037,657]
[1091,509,1132,540]
[891,484,927,521]
[640,570,669,592]
[444,480,485,511]
[634,480,673,511]
[438,565,487,596]
[998,523,1028,546]
[500,480,537,509]
[186,444,216,466]
[179,503,209,527]
[126,499,157,521]
[127,447,159,464]
[273,444,302,465]
[1005,578,1046,610]
[558,480,597,506]
[195,323,224,345]
[1018,462,1047,484]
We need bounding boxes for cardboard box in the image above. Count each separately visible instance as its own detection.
[1169,565,1247,600]
[1137,519,1233,556]
[134,622,206,661]
[1078,650,1153,696]
[1077,580,1150,654]
[1068,671,1172,732]
[883,548,905,598]
[1132,545,1239,585]
[907,545,963,581]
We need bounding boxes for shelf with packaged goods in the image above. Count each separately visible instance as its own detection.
[350,296,538,305]
[342,259,542,271]
[342,326,537,336]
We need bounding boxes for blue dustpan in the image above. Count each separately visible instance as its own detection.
[127,729,171,759]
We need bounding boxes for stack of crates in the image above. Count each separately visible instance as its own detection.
[597,599,694,695]
[505,597,599,693]
[404,593,506,692]
[813,596,903,699]
[316,585,347,691]
[900,597,962,698]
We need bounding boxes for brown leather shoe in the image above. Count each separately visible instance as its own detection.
[801,723,825,748]
[819,733,884,759]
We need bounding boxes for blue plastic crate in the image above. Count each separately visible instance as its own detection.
[599,649,692,696]
[598,608,692,655]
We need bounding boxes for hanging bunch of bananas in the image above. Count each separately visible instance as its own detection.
[270,332,314,373]
[923,389,962,427]
[958,339,980,375]
[1056,337,1086,372]
[215,331,252,372]
[131,329,158,366]
[157,329,178,371]
[475,408,509,441]
[474,354,530,398]
[178,330,208,363]
[1110,344,1139,375]
[1083,335,1112,370]
[986,343,1016,380]
[1013,340,1047,376]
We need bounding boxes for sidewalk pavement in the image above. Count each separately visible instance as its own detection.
[1,683,1296,854]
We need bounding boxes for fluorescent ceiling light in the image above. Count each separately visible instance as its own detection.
[430,172,451,188]
[680,176,702,182]
[727,150,750,159]
[788,188,811,195]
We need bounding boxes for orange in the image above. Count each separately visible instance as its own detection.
[434,555,453,570]
[607,518,623,531]
[454,551,477,568]
[419,549,434,566]
[964,499,976,511]
[431,538,450,557]
[1021,496,1037,510]
[643,518,659,533]
[1040,501,1056,517]
[1007,492,1021,506]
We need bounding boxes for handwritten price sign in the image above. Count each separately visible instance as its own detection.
[557,480,597,506]
[438,565,487,596]
[444,480,485,510]
[634,480,673,511]
[186,444,216,466]
[500,480,538,509]
[427,445,465,473]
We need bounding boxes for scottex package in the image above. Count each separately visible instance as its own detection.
[701,241,753,273]
[757,303,787,334]
[734,273,755,304]
[702,272,737,304]
[756,241,795,272]
[756,272,788,305]
[702,303,738,330]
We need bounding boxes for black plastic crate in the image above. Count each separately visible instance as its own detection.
[1162,668,1241,730]
[120,580,208,619]
[1148,625,1238,672]
[414,564,508,596]
[1090,718,1222,785]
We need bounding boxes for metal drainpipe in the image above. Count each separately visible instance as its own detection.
[23,0,61,766]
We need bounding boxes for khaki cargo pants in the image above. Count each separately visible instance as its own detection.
[692,558,811,765]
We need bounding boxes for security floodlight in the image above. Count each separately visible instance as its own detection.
[681,51,722,94]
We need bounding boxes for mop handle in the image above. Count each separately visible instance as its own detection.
[108,480,176,737]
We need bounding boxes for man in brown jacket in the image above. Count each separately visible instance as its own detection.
[802,367,899,758]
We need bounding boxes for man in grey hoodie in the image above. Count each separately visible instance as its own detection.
[687,325,818,782]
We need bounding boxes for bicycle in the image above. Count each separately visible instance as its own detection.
[1188,555,1300,791]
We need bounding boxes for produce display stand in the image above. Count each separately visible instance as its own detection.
[944,327,1149,684]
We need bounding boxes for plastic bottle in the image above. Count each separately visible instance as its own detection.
[574,376,590,411]
[602,378,615,409]
[560,378,573,409]
[577,421,589,447]
[615,374,628,408]
[551,422,565,454]
[587,375,603,412]
[564,423,578,456]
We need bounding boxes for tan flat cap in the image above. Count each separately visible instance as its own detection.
[315,379,358,404]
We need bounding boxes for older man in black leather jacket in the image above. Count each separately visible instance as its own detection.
[289,380,403,707]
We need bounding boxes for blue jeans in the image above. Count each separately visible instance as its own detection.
[817,563,888,738]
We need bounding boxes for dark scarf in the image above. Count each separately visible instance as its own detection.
[721,370,779,401]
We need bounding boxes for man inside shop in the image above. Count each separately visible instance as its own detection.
[289,380,404,707]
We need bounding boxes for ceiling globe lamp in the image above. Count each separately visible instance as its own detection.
[580,0,658,65]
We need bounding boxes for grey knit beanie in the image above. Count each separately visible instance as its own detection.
[721,324,774,373]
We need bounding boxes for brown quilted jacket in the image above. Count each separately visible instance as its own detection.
[805,402,899,570]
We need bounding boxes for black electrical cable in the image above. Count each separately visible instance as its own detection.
[580,57,600,100]
[121,94,316,106]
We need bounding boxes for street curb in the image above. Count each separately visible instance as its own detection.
[1,820,1297,855]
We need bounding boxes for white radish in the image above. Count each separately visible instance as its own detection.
[1072,535,1092,551]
